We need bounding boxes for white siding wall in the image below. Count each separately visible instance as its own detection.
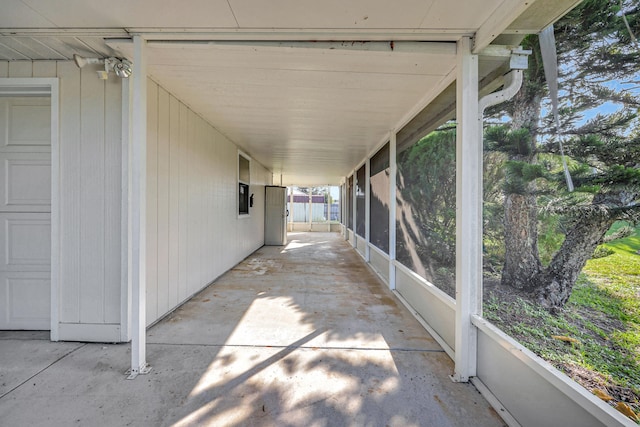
[0,61,124,341]
[145,79,271,326]
[1,62,271,340]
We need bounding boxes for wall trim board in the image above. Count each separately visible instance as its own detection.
[58,323,121,343]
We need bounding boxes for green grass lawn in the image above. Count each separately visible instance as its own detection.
[577,222,640,391]
[484,222,640,422]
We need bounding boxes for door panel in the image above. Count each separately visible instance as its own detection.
[0,97,51,330]
[0,98,51,152]
[0,153,51,212]
[1,273,50,329]
[0,213,51,271]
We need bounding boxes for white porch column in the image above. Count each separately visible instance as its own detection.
[129,35,151,379]
[289,187,293,231]
[364,158,371,261]
[453,36,481,382]
[327,185,331,232]
[389,133,397,290]
[342,181,348,239]
[352,172,357,244]
[308,191,312,231]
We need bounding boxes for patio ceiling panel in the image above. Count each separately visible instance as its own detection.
[0,0,584,185]
[226,0,435,29]
[0,1,57,27]
[108,40,458,185]
[14,0,238,28]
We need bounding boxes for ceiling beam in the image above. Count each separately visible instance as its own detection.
[142,40,457,55]
[0,28,129,37]
[127,29,473,42]
[1,28,473,42]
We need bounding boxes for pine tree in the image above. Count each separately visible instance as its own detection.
[485,0,640,310]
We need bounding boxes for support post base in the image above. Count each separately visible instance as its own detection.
[450,373,471,383]
[126,363,152,380]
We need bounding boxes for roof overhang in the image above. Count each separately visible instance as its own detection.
[0,0,583,185]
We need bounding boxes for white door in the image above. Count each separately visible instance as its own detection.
[0,97,51,330]
[265,186,287,245]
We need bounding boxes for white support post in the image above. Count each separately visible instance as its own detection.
[389,133,397,290]
[50,79,60,342]
[452,36,481,383]
[352,172,357,245]
[327,185,331,232]
[342,182,348,240]
[121,77,132,342]
[289,187,293,231]
[308,191,312,231]
[129,35,151,380]
[364,158,371,261]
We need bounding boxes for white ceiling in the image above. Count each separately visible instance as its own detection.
[2,0,496,31]
[108,40,457,184]
[0,0,583,185]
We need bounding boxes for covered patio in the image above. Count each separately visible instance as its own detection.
[0,232,504,426]
[3,1,633,425]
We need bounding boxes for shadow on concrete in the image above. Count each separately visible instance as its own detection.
[150,232,503,426]
[0,232,504,427]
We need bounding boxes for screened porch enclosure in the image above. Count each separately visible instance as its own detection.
[337,70,631,426]
[286,186,341,232]
[2,0,632,425]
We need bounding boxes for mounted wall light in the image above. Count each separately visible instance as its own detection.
[73,54,133,80]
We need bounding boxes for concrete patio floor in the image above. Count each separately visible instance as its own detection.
[0,232,505,427]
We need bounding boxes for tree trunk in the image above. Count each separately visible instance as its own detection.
[501,67,544,291]
[501,192,543,290]
[534,214,615,311]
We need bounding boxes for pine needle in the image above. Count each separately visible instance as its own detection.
[615,402,639,421]
[551,335,579,343]
[592,389,614,401]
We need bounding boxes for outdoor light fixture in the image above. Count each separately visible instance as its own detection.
[110,58,132,78]
[73,54,132,79]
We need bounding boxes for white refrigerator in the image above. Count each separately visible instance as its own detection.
[264,186,287,245]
